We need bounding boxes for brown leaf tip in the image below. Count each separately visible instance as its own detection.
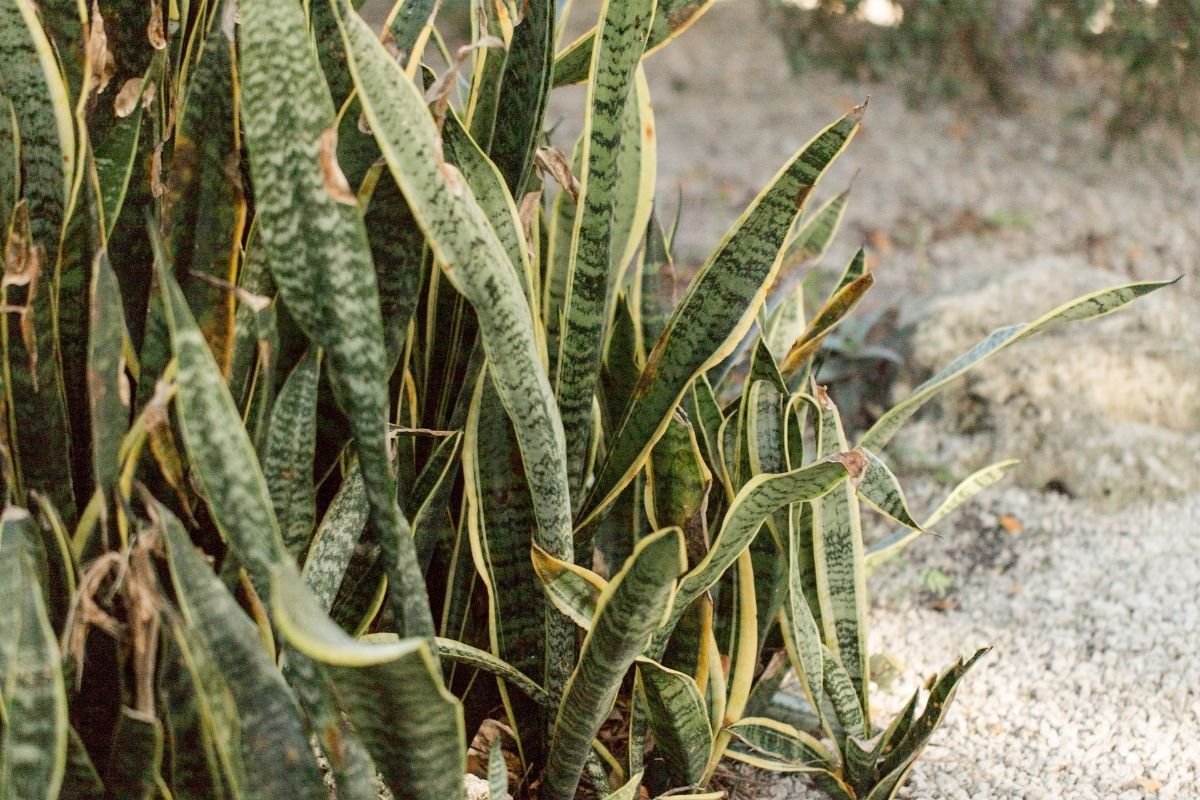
[849,98,869,124]
[829,448,869,483]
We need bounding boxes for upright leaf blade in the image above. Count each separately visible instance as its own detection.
[555,0,654,498]
[239,0,433,638]
[583,108,862,527]
[543,527,686,800]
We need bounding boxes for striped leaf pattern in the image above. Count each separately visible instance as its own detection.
[544,527,686,800]
[583,107,862,527]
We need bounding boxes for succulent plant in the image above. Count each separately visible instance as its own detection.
[0,0,1173,798]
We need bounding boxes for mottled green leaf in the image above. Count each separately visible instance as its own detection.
[544,527,686,800]
[303,461,367,611]
[553,0,716,85]
[272,577,466,800]
[0,511,67,800]
[531,542,605,629]
[88,250,130,500]
[870,649,990,799]
[240,0,433,638]
[635,658,712,785]
[861,279,1178,451]
[157,502,326,800]
[264,350,321,559]
[103,708,163,800]
[583,108,862,527]
[812,391,869,716]
[650,459,848,657]
[555,0,654,499]
[723,716,834,773]
[856,448,921,530]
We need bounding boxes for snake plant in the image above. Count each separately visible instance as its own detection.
[0,0,1173,798]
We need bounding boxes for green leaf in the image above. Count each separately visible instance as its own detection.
[490,0,556,196]
[555,0,655,498]
[598,770,645,800]
[781,185,851,271]
[272,576,466,800]
[856,448,921,531]
[860,279,1179,451]
[487,738,509,800]
[543,527,686,800]
[0,0,77,520]
[635,658,712,785]
[531,542,605,629]
[164,22,244,372]
[264,350,322,560]
[93,61,154,238]
[157,501,326,800]
[432,637,554,710]
[723,717,834,773]
[154,233,287,601]
[333,0,573,682]
[822,644,867,744]
[102,708,163,800]
[303,461,368,611]
[870,649,990,799]
[87,250,130,500]
[812,392,870,716]
[553,0,716,85]
[61,726,104,800]
[784,502,825,717]
[240,0,433,638]
[651,459,849,656]
[0,510,68,800]
[582,108,862,527]
[463,372,554,710]
[159,619,244,800]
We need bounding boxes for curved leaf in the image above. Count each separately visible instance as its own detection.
[635,658,712,785]
[273,576,466,800]
[544,527,686,800]
[157,502,326,800]
[860,278,1178,451]
[239,0,433,638]
[264,349,321,559]
[531,542,605,630]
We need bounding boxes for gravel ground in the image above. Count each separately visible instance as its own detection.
[754,486,1200,800]
[631,2,1200,799]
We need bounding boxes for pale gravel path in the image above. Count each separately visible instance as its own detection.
[758,487,1200,800]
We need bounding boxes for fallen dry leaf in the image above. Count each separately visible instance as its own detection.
[86,0,114,94]
[150,142,166,198]
[999,514,1024,534]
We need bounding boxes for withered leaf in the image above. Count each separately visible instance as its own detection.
[318,127,356,206]
[534,146,579,202]
[147,1,167,50]
[150,142,166,197]
[114,78,143,118]
[518,190,542,256]
[86,0,114,94]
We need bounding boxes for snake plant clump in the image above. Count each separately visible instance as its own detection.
[0,0,1173,798]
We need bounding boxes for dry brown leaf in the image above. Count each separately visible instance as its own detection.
[86,0,114,94]
[424,36,504,127]
[150,142,166,198]
[318,127,357,206]
[534,146,579,201]
[141,80,157,110]
[4,204,42,290]
[114,78,143,118]
[1125,777,1164,793]
[518,189,542,255]
[147,1,167,50]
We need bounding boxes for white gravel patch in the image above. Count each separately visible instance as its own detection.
[760,487,1200,799]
